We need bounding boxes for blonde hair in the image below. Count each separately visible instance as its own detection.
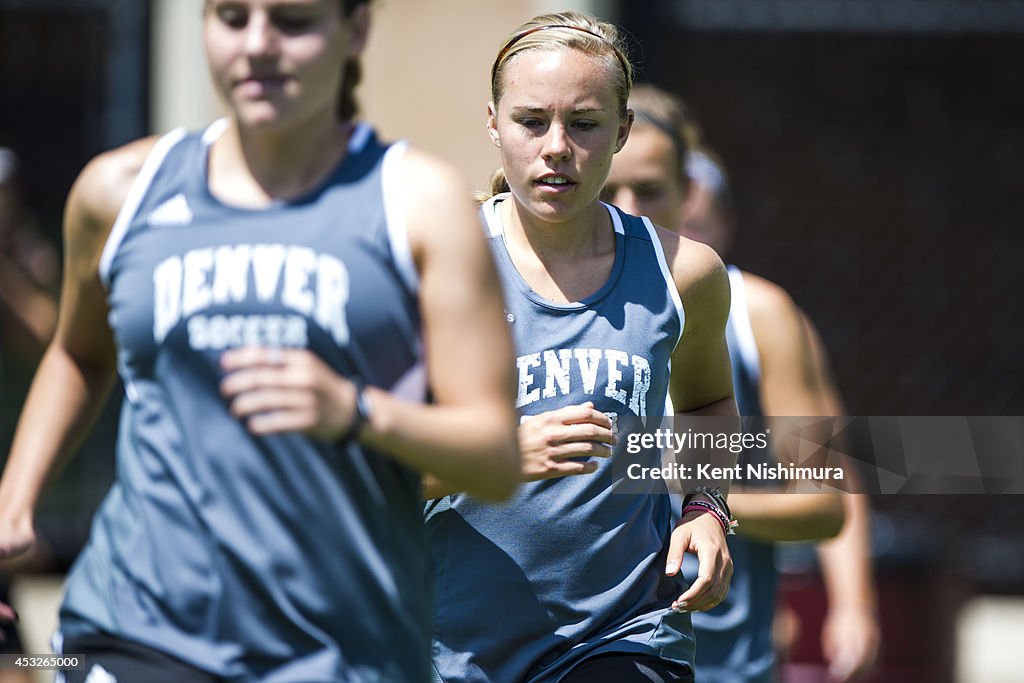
[486,11,634,197]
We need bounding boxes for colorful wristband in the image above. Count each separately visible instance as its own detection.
[682,501,739,535]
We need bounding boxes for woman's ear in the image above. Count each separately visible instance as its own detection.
[487,102,501,148]
[615,108,635,153]
[345,2,372,57]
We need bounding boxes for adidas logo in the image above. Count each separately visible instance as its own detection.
[147,193,193,227]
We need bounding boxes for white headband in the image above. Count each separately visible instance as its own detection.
[685,150,725,193]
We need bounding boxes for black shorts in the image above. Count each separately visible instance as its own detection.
[561,652,694,683]
[59,633,221,683]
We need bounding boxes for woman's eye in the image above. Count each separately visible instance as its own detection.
[217,7,248,29]
[636,185,667,200]
[272,13,316,33]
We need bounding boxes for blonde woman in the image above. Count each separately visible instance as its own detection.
[426,13,737,683]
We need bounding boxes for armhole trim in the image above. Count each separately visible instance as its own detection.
[201,117,229,145]
[381,139,418,295]
[349,121,372,154]
[481,193,507,237]
[641,215,686,346]
[602,201,627,235]
[726,266,762,384]
[98,127,187,288]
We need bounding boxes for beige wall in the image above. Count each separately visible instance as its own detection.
[362,0,615,190]
[151,0,223,135]
[151,0,612,191]
[360,0,521,191]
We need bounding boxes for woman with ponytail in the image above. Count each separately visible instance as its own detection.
[0,1,519,680]
[425,11,737,683]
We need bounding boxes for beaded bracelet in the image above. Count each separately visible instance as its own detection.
[682,502,739,535]
[682,486,732,519]
[681,502,728,530]
[682,501,739,535]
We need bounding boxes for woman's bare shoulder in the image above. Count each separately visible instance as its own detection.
[63,135,166,273]
[71,135,164,226]
[650,222,728,297]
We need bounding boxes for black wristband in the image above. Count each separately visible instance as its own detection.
[339,383,372,445]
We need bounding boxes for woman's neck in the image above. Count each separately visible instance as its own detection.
[210,114,352,208]
[502,197,614,267]
[499,195,618,304]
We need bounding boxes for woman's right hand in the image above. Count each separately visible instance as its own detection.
[519,402,615,481]
[0,511,35,563]
[0,512,35,626]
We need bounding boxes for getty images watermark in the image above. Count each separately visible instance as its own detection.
[622,422,845,486]
[610,416,1024,494]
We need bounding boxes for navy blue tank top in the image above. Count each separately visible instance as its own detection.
[60,122,431,682]
[427,196,692,682]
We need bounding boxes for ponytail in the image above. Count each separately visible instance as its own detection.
[474,167,511,205]
[337,0,370,121]
[337,58,362,122]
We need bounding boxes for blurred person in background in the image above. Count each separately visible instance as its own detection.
[0,1,520,681]
[682,136,880,683]
[0,145,57,683]
[0,146,58,361]
[426,12,739,683]
[605,83,878,682]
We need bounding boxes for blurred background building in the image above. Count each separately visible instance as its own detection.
[0,1,1022,682]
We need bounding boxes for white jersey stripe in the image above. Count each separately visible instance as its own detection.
[99,127,187,288]
[201,117,229,146]
[380,139,417,295]
[348,120,372,154]
[481,193,506,237]
[641,215,686,347]
[726,266,761,384]
[603,201,627,235]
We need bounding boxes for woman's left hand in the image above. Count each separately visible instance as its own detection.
[220,346,357,440]
[664,510,733,613]
[821,602,881,682]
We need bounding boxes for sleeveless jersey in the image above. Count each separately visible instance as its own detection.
[426,195,692,682]
[59,122,431,682]
[684,266,777,683]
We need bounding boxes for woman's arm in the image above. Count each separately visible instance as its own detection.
[801,313,880,681]
[361,147,520,500]
[0,139,156,562]
[221,147,521,502]
[728,493,843,542]
[728,273,845,541]
[657,227,738,613]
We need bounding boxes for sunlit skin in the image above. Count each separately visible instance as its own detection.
[604,125,689,229]
[488,48,632,246]
[203,0,367,132]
